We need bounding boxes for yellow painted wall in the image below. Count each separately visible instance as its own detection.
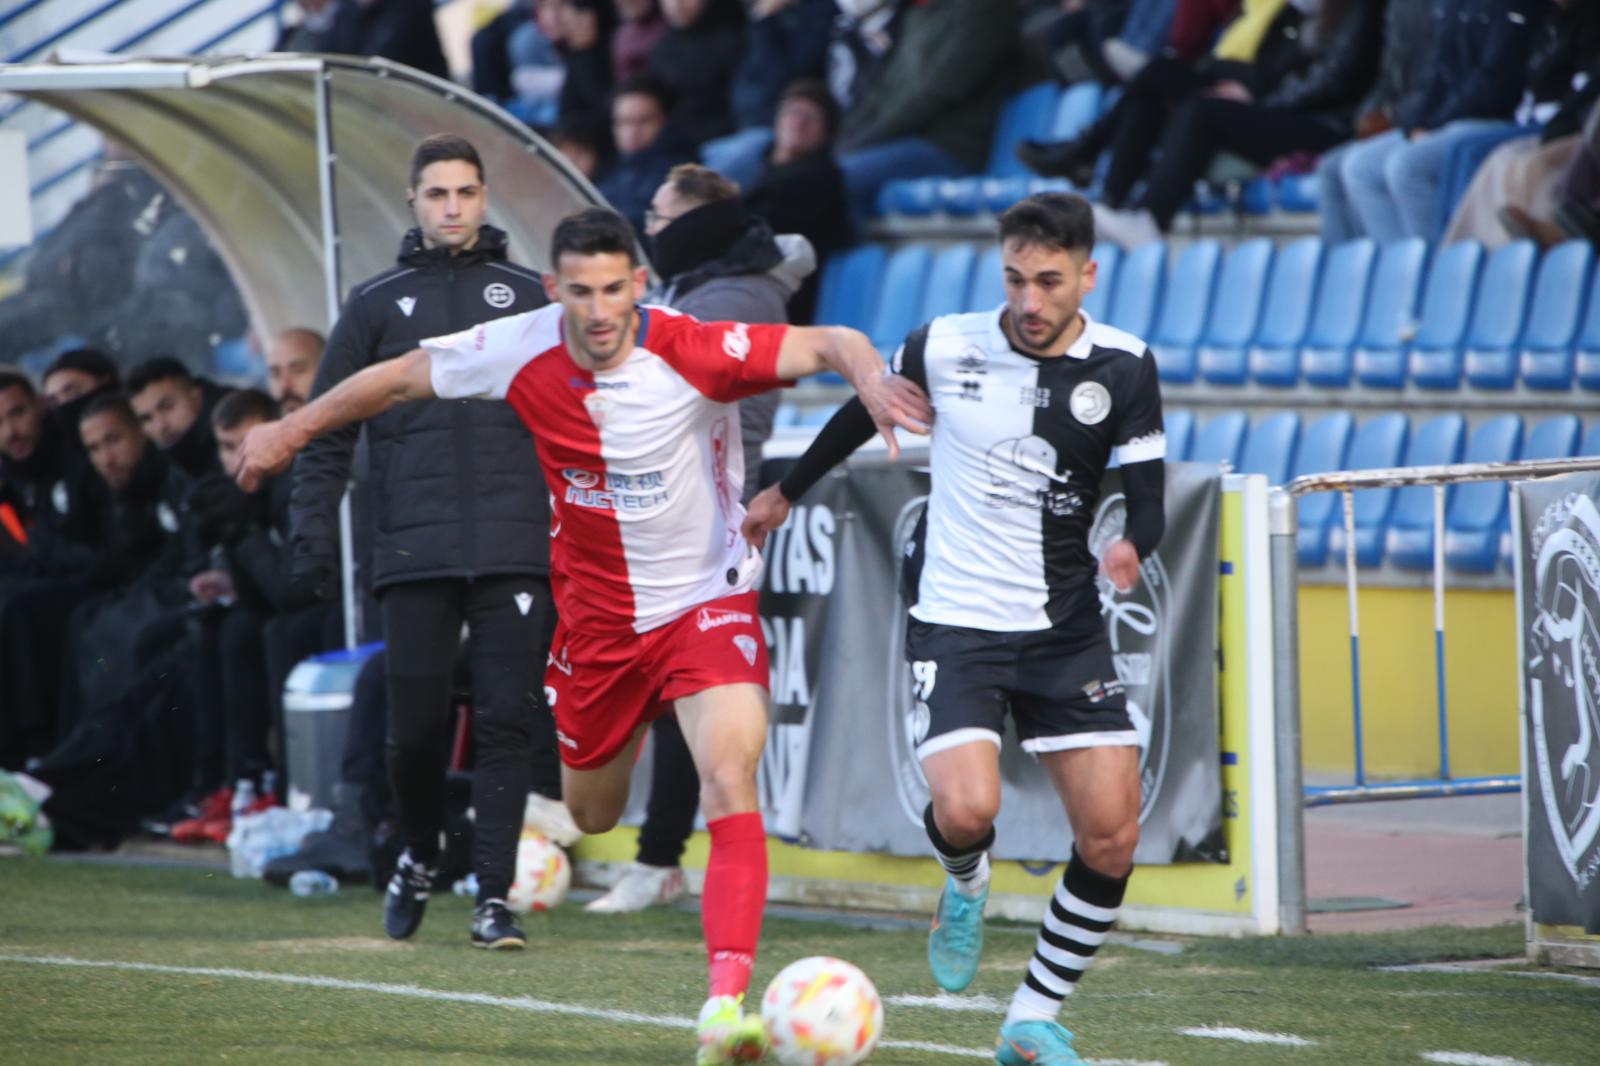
[1297,585,1519,779]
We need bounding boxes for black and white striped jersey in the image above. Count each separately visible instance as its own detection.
[897,308,1165,633]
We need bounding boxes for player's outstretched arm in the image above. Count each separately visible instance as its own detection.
[775,326,932,457]
[233,347,436,491]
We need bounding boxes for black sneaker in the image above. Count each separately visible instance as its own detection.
[470,899,526,951]
[384,849,437,940]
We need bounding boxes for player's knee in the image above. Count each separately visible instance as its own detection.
[567,796,622,835]
[1075,821,1139,877]
[932,797,999,847]
[697,761,756,819]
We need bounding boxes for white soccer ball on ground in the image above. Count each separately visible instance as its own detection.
[761,955,883,1066]
[505,830,570,913]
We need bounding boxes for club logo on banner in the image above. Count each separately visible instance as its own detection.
[1525,492,1600,892]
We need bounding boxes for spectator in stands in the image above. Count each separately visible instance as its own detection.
[0,369,47,571]
[265,328,326,415]
[1441,2,1600,247]
[597,75,697,233]
[1029,0,1178,88]
[1320,0,1541,243]
[1092,0,1385,247]
[1536,99,1600,245]
[551,119,608,179]
[647,0,746,147]
[744,78,854,323]
[275,0,338,51]
[834,0,1020,218]
[474,2,569,128]
[41,348,118,410]
[613,0,668,83]
[291,134,568,949]
[699,0,834,188]
[553,0,617,132]
[586,162,801,915]
[324,0,449,80]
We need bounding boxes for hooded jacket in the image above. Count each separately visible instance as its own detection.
[290,225,552,591]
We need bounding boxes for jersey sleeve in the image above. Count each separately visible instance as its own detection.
[423,310,542,400]
[1112,350,1167,466]
[890,324,931,390]
[654,311,791,403]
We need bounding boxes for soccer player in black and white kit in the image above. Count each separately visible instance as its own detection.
[743,193,1164,1066]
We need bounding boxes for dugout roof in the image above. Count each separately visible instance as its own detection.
[0,55,603,337]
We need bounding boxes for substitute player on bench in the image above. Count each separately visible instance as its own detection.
[742,192,1164,1066]
[233,207,928,1065]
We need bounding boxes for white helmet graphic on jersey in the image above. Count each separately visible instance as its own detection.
[984,435,1084,517]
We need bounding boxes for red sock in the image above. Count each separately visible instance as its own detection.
[702,811,768,999]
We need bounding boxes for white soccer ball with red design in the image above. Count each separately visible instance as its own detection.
[506,830,570,913]
[761,955,883,1066]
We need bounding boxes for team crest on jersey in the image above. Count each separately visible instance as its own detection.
[483,282,515,309]
[1069,381,1112,425]
[733,634,759,666]
[583,391,609,426]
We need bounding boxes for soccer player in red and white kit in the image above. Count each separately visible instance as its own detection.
[233,207,929,1064]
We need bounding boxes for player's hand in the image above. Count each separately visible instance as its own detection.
[232,420,302,492]
[188,569,235,606]
[741,484,792,551]
[1100,538,1142,593]
[858,371,933,459]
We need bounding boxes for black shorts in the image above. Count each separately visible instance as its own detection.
[904,618,1138,760]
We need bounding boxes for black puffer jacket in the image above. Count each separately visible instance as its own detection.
[290,225,552,591]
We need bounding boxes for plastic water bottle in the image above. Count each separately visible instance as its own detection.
[289,870,339,897]
[232,778,257,818]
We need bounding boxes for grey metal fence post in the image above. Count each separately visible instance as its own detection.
[1268,487,1308,935]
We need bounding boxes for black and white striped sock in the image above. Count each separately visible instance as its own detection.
[924,803,994,898]
[1006,848,1129,1025]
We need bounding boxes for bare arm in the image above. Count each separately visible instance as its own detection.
[233,348,436,491]
[775,325,932,457]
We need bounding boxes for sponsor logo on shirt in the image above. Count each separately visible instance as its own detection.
[1081,678,1125,704]
[554,725,577,749]
[955,345,988,375]
[697,606,754,632]
[548,644,572,675]
[562,469,670,512]
[957,380,982,401]
[722,322,752,362]
[483,282,515,309]
[567,376,630,391]
[1019,386,1052,408]
[1070,380,1112,425]
[984,436,1084,517]
[474,324,489,351]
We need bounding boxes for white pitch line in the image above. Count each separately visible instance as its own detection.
[1420,1053,1538,1066]
[1181,1025,1316,1047]
[0,953,1161,1062]
[1383,962,1600,990]
[888,992,1008,1012]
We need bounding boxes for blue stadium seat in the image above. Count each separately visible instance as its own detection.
[1385,414,1469,569]
[1190,411,1248,468]
[1239,177,1274,216]
[1408,241,1488,390]
[1237,411,1301,486]
[1080,243,1122,323]
[1291,412,1355,567]
[773,404,800,429]
[1584,421,1600,457]
[900,83,1061,216]
[1353,238,1429,389]
[918,244,980,323]
[814,244,887,330]
[1328,413,1410,568]
[1052,82,1103,142]
[1434,415,1521,573]
[1461,240,1538,390]
[1301,239,1377,388]
[797,403,842,427]
[867,245,933,355]
[1276,173,1320,213]
[1492,415,1583,569]
[1248,237,1323,386]
[1107,241,1165,342]
[986,83,1060,179]
[1194,239,1273,387]
[876,178,940,217]
[967,245,1005,312]
[1148,240,1221,387]
[1576,265,1600,390]
[1163,408,1194,461]
[1521,241,1596,391]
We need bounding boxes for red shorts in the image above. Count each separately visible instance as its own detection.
[544,591,769,770]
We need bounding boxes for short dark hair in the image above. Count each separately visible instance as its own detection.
[997,193,1095,255]
[550,207,639,267]
[126,356,194,397]
[0,367,34,399]
[665,163,740,204]
[409,133,485,189]
[778,78,839,136]
[79,390,139,429]
[212,388,280,431]
[44,348,119,387]
[612,74,675,116]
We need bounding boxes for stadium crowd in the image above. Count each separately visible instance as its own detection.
[2,0,1598,888]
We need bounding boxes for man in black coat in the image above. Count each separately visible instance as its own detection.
[291,134,566,950]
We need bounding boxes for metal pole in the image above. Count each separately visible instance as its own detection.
[1268,488,1307,935]
[314,64,359,651]
[1432,484,1450,780]
[1342,489,1365,787]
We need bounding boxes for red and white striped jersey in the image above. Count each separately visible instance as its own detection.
[423,303,789,635]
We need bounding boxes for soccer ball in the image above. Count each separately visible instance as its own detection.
[506,830,570,913]
[761,955,883,1066]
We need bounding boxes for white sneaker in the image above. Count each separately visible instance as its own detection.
[1092,204,1162,247]
[584,862,687,913]
[523,792,582,847]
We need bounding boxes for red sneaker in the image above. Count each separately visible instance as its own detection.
[171,788,232,843]
[199,790,277,844]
